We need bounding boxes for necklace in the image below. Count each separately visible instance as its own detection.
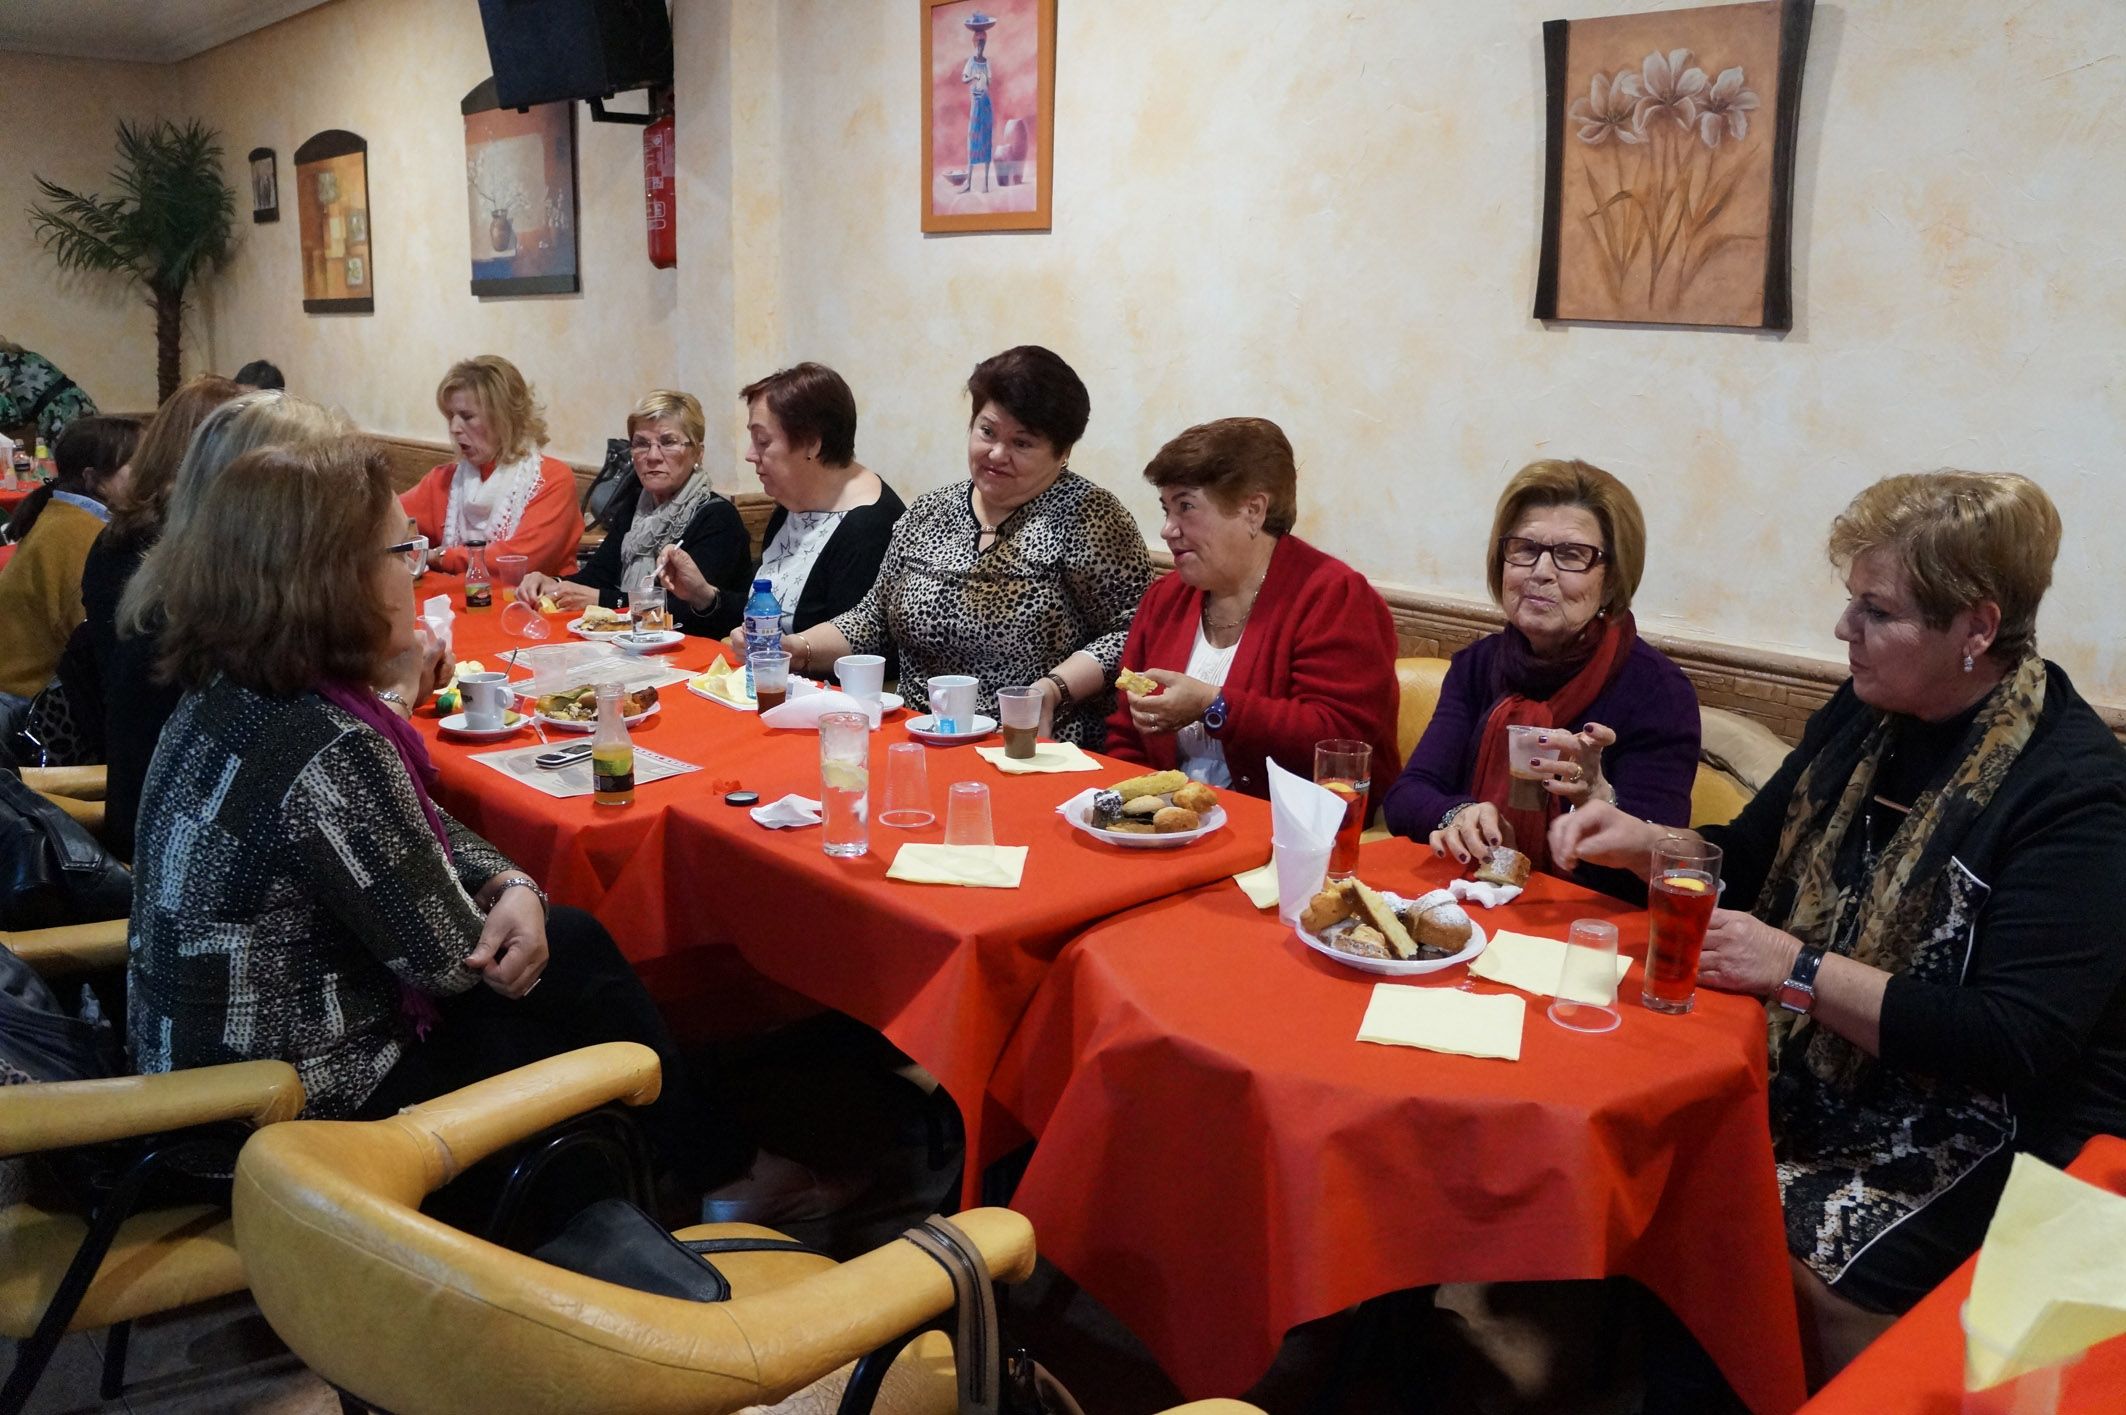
[1202,566,1269,634]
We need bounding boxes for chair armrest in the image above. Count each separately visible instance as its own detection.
[0,917,129,976]
[34,790,105,836]
[728,1207,1038,1395]
[0,1059,304,1158]
[1161,1405,1269,1414]
[21,765,107,800]
[388,1042,661,1184]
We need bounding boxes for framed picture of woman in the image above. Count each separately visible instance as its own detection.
[920,0,1056,233]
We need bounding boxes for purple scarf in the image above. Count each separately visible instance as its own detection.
[316,680,450,1037]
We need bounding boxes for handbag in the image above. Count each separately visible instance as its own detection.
[0,769,130,930]
[902,1215,1088,1415]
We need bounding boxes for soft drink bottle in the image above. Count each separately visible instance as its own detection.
[464,539,492,610]
[592,682,636,807]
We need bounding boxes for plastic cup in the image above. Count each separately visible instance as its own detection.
[944,781,994,847]
[492,553,529,591]
[750,651,792,713]
[1274,838,1334,928]
[835,654,887,702]
[879,742,935,829]
[500,601,552,640]
[928,675,978,735]
[1549,919,1623,1033]
[460,672,512,730]
[1506,724,1564,809]
[997,686,1042,759]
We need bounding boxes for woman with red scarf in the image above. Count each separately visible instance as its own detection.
[1381,459,1699,898]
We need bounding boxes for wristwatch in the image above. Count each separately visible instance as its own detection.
[1775,945,1827,1015]
[1201,693,1229,733]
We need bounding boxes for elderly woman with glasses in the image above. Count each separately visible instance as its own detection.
[1382,459,1699,897]
[517,389,751,638]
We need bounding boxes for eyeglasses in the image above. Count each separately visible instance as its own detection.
[630,436,694,457]
[1499,537,1606,573]
[386,535,429,577]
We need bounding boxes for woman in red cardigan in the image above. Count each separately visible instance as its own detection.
[1105,418,1400,799]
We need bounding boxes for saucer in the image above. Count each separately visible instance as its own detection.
[906,712,997,744]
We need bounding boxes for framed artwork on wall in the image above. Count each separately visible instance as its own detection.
[921,0,1055,233]
[1533,0,1814,330]
[248,147,278,223]
[461,77,581,297]
[293,130,373,314]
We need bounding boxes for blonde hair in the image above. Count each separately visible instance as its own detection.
[120,391,355,638]
[625,389,706,448]
[435,355,548,461]
[1828,471,2060,663]
[1486,459,1647,616]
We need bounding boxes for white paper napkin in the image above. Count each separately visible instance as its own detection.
[1356,984,1525,1061]
[749,794,822,829]
[974,742,1102,775]
[1449,879,1524,909]
[421,594,455,660]
[1470,929,1630,1003]
[1965,1152,2126,1388]
[1267,757,1344,849]
[759,688,881,730]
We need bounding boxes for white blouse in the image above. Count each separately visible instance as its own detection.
[1175,621,1242,788]
[757,509,848,631]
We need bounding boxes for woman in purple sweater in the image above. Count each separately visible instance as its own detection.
[1382,460,1700,899]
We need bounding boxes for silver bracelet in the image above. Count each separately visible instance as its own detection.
[374,688,410,713]
[1437,801,1478,832]
[485,875,549,916]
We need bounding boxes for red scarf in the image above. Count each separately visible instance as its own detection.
[1470,612,1637,874]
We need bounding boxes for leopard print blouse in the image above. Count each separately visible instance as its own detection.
[832,471,1153,746]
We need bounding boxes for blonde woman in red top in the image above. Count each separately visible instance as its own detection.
[400,355,580,576]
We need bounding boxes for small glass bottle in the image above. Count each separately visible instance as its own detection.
[463,538,492,610]
[591,681,636,808]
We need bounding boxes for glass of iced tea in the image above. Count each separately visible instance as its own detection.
[997,686,1042,759]
[1643,836,1723,1014]
[749,650,791,713]
[1313,739,1372,881]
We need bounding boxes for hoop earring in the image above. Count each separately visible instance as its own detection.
[1963,652,1975,674]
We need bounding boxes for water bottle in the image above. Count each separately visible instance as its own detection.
[464,539,492,611]
[742,577,782,697]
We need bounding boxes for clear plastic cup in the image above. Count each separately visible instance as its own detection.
[879,742,935,829]
[819,711,870,858]
[750,651,793,714]
[492,553,530,591]
[997,686,1042,759]
[500,601,552,640]
[944,781,994,847]
[1506,724,1563,809]
[1549,919,1623,1033]
[629,582,668,634]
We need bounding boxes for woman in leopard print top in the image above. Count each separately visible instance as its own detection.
[785,346,1153,746]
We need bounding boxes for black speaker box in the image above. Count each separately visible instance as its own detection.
[477,0,673,108]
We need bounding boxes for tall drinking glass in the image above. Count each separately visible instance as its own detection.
[1314,739,1372,881]
[1643,837,1723,1014]
[819,711,870,858]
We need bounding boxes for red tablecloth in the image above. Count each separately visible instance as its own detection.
[0,484,32,512]
[1802,1134,2126,1414]
[988,835,1807,1411]
[418,584,1275,1199]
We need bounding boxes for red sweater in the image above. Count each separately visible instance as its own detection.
[399,454,581,576]
[1106,534,1402,800]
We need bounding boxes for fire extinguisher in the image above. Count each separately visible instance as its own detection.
[644,109,676,269]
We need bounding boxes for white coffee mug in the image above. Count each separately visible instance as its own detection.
[460,672,513,731]
[835,653,887,702]
[927,675,978,734]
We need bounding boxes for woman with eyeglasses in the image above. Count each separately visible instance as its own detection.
[1381,458,1699,897]
[516,389,750,638]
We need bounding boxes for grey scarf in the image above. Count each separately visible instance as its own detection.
[617,471,718,590]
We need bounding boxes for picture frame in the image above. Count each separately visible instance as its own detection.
[1533,0,1814,330]
[462,77,581,297]
[293,130,373,314]
[920,0,1056,234]
[248,147,278,223]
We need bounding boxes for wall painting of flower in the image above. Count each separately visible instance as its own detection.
[1534,0,1814,330]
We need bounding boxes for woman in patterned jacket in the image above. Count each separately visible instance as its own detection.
[1553,471,2126,1388]
[781,345,1153,746]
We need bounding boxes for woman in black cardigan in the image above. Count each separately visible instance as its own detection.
[517,389,751,639]
[664,363,902,644]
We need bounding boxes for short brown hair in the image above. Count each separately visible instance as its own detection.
[435,355,548,461]
[1142,417,1299,536]
[1828,471,2060,663]
[153,441,398,696]
[108,375,245,543]
[740,363,858,466]
[1486,459,1647,615]
[966,346,1089,454]
[626,389,707,448]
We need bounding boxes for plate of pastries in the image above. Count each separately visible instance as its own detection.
[532,683,660,730]
[567,605,634,640]
[1065,770,1227,848]
[1296,876,1492,977]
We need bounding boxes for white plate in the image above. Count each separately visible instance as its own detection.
[437,710,528,739]
[1297,889,1490,976]
[612,629,684,654]
[1062,798,1228,849]
[906,713,997,744]
[532,701,660,733]
[566,615,633,640]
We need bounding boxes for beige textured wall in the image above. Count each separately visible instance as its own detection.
[0,51,182,413]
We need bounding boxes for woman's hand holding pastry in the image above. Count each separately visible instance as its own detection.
[1697,909,1802,998]
[515,572,556,606]
[1547,800,1665,874]
[1531,722,1617,806]
[1431,802,1512,865]
[657,545,713,611]
[1126,669,1216,736]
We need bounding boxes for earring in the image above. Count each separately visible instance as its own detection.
[1963,652,1975,673]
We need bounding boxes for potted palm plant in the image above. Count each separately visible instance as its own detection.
[29,119,237,403]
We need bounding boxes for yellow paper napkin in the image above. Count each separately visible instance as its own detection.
[1964,1151,2126,1388]
[1232,862,1279,910]
[690,658,754,710]
[972,742,1102,774]
[885,844,1029,889]
[1356,983,1524,1061]
[1469,929,1632,1004]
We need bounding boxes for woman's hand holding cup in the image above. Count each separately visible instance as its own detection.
[1528,722,1618,806]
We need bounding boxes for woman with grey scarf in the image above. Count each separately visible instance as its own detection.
[516,390,749,638]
